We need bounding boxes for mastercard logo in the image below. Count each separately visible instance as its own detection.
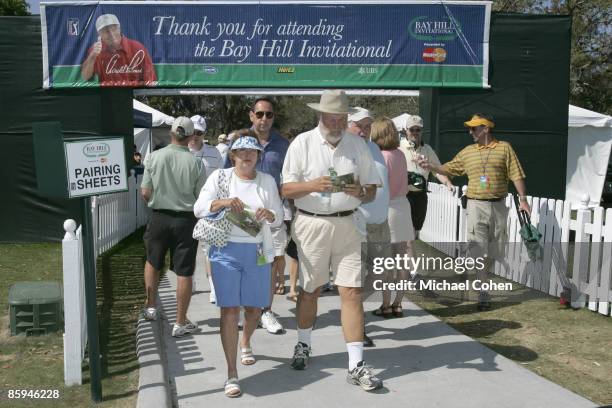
[422,48,447,62]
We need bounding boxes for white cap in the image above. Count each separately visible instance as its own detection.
[348,107,374,123]
[96,14,120,32]
[171,116,194,136]
[405,115,424,129]
[190,115,207,132]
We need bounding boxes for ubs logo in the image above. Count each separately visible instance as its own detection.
[67,19,79,36]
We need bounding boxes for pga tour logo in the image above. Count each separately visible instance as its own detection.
[67,19,79,36]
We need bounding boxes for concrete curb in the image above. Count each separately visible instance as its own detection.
[136,302,171,408]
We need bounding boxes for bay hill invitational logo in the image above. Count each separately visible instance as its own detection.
[409,16,460,41]
[83,142,111,158]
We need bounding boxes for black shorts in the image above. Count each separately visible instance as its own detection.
[144,210,198,277]
[285,220,298,260]
[407,191,428,231]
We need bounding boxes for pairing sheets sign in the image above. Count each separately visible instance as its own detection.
[64,138,127,198]
[40,1,492,89]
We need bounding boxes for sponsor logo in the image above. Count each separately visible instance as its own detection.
[422,48,447,63]
[409,16,459,41]
[105,50,144,75]
[203,66,218,74]
[83,142,111,157]
[67,19,79,36]
[277,66,295,74]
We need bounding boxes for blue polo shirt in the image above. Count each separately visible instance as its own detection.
[224,129,289,188]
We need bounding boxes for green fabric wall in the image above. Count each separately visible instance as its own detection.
[0,17,133,242]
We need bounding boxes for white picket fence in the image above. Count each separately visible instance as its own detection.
[62,171,150,385]
[421,183,612,317]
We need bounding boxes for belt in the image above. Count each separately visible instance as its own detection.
[153,209,194,217]
[298,209,355,217]
[467,197,505,202]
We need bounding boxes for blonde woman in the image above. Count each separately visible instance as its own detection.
[369,117,415,318]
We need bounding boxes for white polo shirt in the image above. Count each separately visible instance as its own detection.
[398,140,442,179]
[282,126,379,214]
[190,142,223,181]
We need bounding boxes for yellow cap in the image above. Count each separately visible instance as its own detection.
[464,115,495,128]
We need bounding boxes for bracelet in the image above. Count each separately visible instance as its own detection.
[519,195,528,202]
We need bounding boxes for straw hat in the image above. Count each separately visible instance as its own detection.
[307,90,357,114]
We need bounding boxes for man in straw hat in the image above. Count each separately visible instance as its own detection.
[417,113,530,311]
[81,13,157,86]
[281,90,383,391]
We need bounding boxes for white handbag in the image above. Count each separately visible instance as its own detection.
[192,170,232,247]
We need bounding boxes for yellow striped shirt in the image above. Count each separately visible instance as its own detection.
[441,140,526,199]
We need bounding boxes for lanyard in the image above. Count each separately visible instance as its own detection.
[479,146,492,175]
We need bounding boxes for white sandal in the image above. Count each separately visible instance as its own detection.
[241,347,256,365]
[224,377,241,398]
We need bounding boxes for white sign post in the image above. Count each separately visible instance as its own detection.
[64,138,128,198]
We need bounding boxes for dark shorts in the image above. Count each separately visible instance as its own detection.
[407,191,428,231]
[144,210,198,277]
[285,220,298,260]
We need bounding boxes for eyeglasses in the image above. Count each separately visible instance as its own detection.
[254,111,274,119]
[408,127,422,133]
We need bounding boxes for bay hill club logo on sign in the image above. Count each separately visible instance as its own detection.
[422,47,447,63]
[409,16,459,41]
[82,142,111,157]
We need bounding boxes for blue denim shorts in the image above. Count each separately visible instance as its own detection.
[209,242,271,308]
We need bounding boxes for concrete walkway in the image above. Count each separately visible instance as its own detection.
[145,253,596,408]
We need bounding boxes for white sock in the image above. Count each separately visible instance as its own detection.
[347,342,363,371]
[297,327,312,347]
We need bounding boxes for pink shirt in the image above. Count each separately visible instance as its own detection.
[382,149,408,199]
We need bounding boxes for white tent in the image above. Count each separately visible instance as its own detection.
[566,105,612,208]
[133,99,175,156]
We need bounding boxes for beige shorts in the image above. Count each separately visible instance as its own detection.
[292,211,362,293]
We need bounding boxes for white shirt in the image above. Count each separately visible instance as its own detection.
[398,140,442,179]
[282,126,379,213]
[216,142,229,162]
[190,143,223,181]
[194,169,283,243]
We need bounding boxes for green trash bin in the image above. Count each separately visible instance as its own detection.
[8,281,63,336]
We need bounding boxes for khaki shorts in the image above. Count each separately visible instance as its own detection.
[292,211,362,293]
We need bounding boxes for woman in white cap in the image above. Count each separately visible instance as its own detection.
[194,136,283,397]
[370,117,415,318]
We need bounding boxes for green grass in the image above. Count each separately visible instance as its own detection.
[0,230,147,407]
[409,241,612,406]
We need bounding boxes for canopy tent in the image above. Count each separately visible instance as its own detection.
[566,105,612,208]
[132,99,175,157]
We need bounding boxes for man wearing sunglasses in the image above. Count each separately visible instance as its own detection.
[416,113,530,311]
[398,115,454,239]
[224,97,290,335]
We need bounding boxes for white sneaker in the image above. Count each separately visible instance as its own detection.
[260,310,284,334]
[143,307,158,321]
[172,320,198,337]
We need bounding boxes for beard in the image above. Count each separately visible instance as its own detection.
[319,121,344,144]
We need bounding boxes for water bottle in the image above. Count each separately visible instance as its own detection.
[321,167,336,211]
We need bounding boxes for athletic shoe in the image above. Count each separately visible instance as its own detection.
[346,361,383,391]
[143,307,158,321]
[260,310,284,334]
[291,342,311,370]
[172,320,198,337]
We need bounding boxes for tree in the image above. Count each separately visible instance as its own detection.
[0,0,30,16]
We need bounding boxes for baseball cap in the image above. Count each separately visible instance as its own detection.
[405,115,424,129]
[218,134,228,142]
[96,14,120,32]
[190,115,207,132]
[230,136,263,151]
[171,116,194,137]
[348,107,374,123]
